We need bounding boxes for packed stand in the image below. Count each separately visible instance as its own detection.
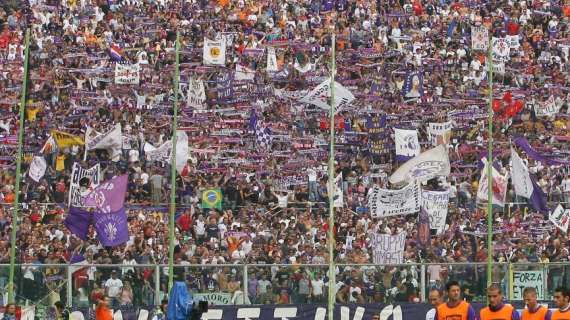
[0,0,569,307]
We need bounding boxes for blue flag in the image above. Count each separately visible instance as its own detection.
[168,281,193,320]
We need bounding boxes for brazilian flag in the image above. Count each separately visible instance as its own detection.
[202,188,222,210]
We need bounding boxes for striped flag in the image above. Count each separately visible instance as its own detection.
[108,43,124,61]
[249,109,273,150]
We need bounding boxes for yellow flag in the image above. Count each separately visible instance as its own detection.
[51,130,84,148]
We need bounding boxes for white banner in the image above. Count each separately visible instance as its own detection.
[299,79,355,112]
[203,38,226,65]
[512,271,545,300]
[28,156,47,182]
[194,292,234,305]
[235,64,255,81]
[427,122,453,146]
[471,26,489,51]
[550,204,570,233]
[114,63,140,84]
[371,232,406,265]
[506,35,520,49]
[389,145,451,185]
[266,47,278,73]
[511,149,533,198]
[477,159,508,207]
[394,128,420,160]
[492,37,510,62]
[535,96,561,117]
[368,183,420,218]
[421,190,449,234]
[187,77,206,109]
[69,163,100,207]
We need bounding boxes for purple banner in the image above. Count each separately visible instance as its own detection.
[514,136,570,166]
[94,207,129,247]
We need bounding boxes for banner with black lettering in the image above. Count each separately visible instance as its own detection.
[114,63,140,84]
[427,122,452,146]
[69,163,100,207]
[421,190,449,234]
[371,232,406,265]
[367,182,420,218]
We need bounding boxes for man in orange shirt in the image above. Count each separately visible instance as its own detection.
[435,280,477,320]
[521,287,551,320]
[552,287,570,320]
[480,284,520,320]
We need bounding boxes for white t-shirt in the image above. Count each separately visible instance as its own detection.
[276,194,289,208]
[105,278,123,298]
[308,168,317,182]
[311,279,324,295]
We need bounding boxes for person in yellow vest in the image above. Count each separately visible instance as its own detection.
[480,284,520,320]
[552,287,570,320]
[521,287,551,320]
[435,280,477,320]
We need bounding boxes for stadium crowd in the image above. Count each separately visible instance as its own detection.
[0,0,569,310]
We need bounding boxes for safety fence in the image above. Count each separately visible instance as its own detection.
[0,262,565,317]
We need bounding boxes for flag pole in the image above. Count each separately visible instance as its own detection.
[327,32,337,320]
[167,31,181,292]
[486,39,494,291]
[8,28,31,303]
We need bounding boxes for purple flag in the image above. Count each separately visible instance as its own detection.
[94,207,129,247]
[83,175,128,214]
[64,207,91,240]
[417,207,430,248]
[514,136,570,166]
[529,175,549,214]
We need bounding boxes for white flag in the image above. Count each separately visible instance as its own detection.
[427,122,453,146]
[394,128,420,160]
[203,38,226,65]
[174,130,189,175]
[471,26,489,51]
[28,156,47,182]
[235,64,256,81]
[390,145,451,185]
[511,149,533,198]
[86,123,122,161]
[327,173,344,208]
[492,37,510,61]
[299,79,355,112]
[266,47,278,73]
[550,204,570,233]
[477,159,509,207]
[187,77,206,109]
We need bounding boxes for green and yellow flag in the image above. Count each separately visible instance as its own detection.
[202,188,222,210]
[51,130,85,148]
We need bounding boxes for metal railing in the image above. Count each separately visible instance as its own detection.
[0,261,566,314]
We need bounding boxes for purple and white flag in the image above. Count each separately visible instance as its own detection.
[83,175,128,214]
[94,207,129,247]
[64,207,91,240]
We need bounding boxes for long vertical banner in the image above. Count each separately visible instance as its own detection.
[371,232,406,265]
[421,190,449,234]
[69,163,100,207]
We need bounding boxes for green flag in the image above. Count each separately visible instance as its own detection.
[201,188,222,210]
